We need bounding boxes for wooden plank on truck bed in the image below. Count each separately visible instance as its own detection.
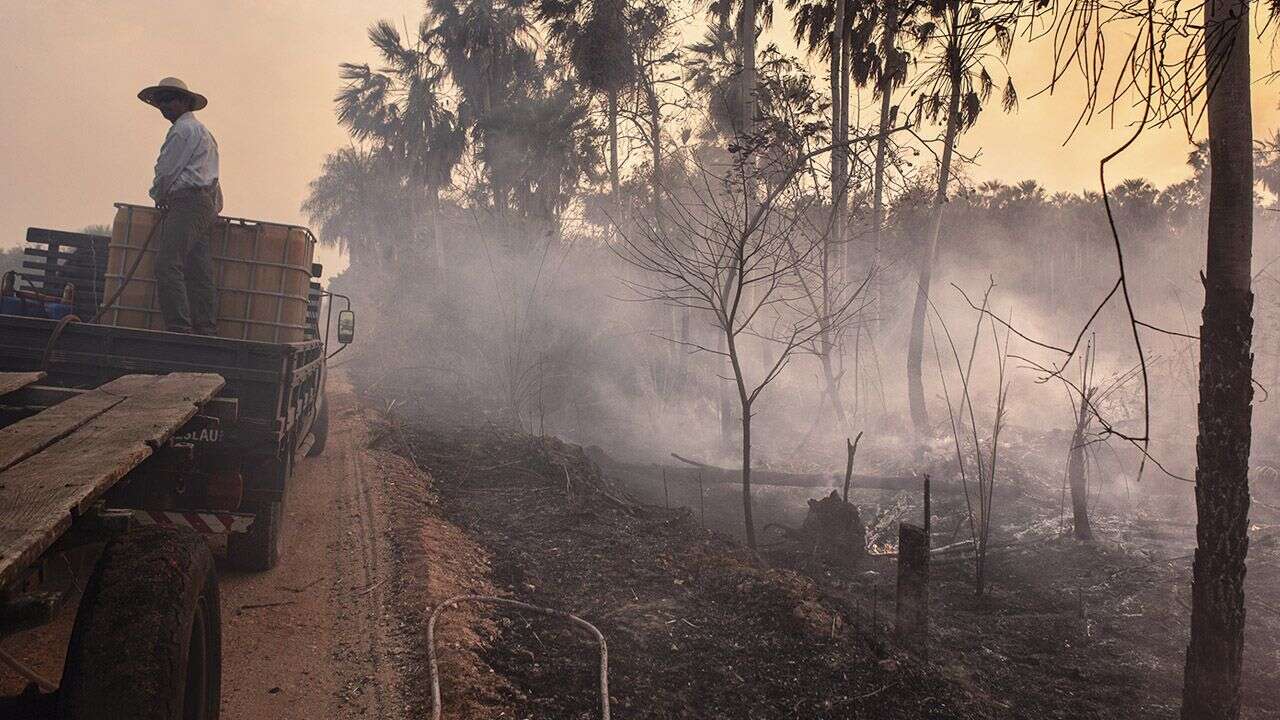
[0,375,161,473]
[0,372,46,398]
[0,373,224,589]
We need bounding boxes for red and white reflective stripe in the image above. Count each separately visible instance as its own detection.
[132,510,255,534]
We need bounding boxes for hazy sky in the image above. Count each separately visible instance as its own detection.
[2,1,1278,280]
[0,0,424,278]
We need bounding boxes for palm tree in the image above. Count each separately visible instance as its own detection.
[787,0,854,286]
[1183,0,1255,714]
[539,0,637,197]
[336,20,465,269]
[1111,177,1161,229]
[686,20,744,139]
[473,83,604,232]
[789,0,923,279]
[904,0,1020,436]
[424,0,540,122]
[423,0,540,216]
[302,147,413,266]
[787,0,922,435]
[699,0,781,145]
[629,0,680,221]
[861,0,921,285]
[425,0,601,230]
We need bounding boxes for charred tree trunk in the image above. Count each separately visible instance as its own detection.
[1182,0,1254,716]
[718,332,736,448]
[871,6,899,320]
[830,8,843,187]
[907,20,961,434]
[608,87,621,198]
[895,522,930,657]
[726,332,757,549]
[838,15,853,277]
[741,0,756,139]
[1068,391,1094,541]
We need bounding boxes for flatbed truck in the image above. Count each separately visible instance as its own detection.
[0,223,354,718]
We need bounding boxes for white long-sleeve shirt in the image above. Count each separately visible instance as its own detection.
[149,111,221,211]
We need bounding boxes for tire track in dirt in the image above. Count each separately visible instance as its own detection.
[219,369,513,719]
[220,371,508,719]
[218,372,403,718]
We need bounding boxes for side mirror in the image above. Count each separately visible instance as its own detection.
[336,310,355,344]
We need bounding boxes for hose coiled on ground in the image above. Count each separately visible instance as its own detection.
[426,594,610,720]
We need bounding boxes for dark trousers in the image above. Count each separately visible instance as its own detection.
[156,188,218,335]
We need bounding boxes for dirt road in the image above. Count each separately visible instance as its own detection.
[219,372,500,719]
[218,373,414,718]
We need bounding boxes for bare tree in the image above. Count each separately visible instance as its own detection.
[616,139,876,547]
[755,46,874,431]
[782,199,874,435]
[930,281,1010,596]
[1065,390,1094,541]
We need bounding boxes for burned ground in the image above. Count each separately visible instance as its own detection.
[364,374,1280,719]
[394,419,1000,719]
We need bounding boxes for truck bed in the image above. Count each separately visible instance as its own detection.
[0,372,44,395]
[0,314,322,453]
[0,372,224,589]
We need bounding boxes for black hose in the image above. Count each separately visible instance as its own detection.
[427,594,610,720]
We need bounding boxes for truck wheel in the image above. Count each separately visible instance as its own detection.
[59,525,221,720]
[305,396,329,457]
[226,499,283,571]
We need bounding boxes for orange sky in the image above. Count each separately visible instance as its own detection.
[2,1,1277,280]
[0,1,425,279]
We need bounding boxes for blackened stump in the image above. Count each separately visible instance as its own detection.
[895,522,929,658]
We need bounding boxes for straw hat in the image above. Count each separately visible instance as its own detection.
[138,77,207,111]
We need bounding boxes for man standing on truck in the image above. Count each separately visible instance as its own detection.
[138,77,221,335]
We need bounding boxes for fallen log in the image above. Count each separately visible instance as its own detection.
[585,447,974,494]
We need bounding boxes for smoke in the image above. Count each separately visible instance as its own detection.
[311,43,1280,540]
[329,169,1280,492]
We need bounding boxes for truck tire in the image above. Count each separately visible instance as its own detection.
[305,396,329,457]
[59,525,221,720]
[226,499,283,571]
